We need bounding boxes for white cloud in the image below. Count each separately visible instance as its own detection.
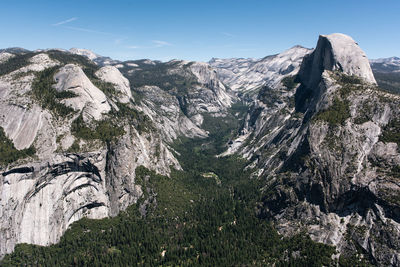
[52,17,78,26]
[63,26,112,35]
[126,40,173,49]
[152,40,172,47]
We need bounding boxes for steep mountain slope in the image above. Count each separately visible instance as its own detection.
[0,49,233,258]
[113,59,234,140]
[209,45,312,95]
[1,33,399,266]
[231,33,400,265]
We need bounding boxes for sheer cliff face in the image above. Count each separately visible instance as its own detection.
[1,33,399,265]
[233,34,400,265]
[0,51,232,257]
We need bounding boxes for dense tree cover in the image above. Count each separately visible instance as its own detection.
[0,127,35,166]
[111,102,153,134]
[281,75,299,90]
[71,113,125,143]
[31,67,76,117]
[1,104,341,266]
[313,97,350,126]
[0,52,37,76]
[47,50,99,74]
[119,60,201,97]
[380,118,400,148]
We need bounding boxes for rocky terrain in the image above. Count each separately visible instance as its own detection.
[370,56,400,73]
[0,49,232,258]
[0,33,399,265]
[209,45,311,96]
[225,33,400,265]
[370,56,400,95]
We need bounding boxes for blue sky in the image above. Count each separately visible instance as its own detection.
[0,0,399,62]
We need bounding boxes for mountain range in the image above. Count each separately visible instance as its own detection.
[0,33,399,266]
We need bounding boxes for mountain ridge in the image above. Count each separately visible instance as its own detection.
[1,33,400,265]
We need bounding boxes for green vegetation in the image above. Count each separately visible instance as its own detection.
[258,85,281,106]
[67,139,81,153]
[47,50,98,73]
[119,60,200,96]
[31,67,76,117]
[111,102,153,134]
[281,75,299,90]
[337,74,363,85]
[1,103,339,266]
[354,103,373,125]
[314,97,350,126]
[71,113,125,143]
[380,118,400,148]
[0,52,37,76]
[330,72,366,99]
[0,127,35,166]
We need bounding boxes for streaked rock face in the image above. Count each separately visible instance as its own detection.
[0,49,232,258]
[54,64,111,121]
[230,33,400,265]
[95,65,132,103]
[1,33,399,265]
[210,45,312,93]
[298,33,376,89]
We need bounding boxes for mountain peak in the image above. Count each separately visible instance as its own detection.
[321,33,376,83]
[299,33,376,89]
[69,48,99,60]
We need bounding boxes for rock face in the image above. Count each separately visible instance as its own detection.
[0,51,182,257]
[95,66,132,103]
[298,33,376,89]
[232,33,400,265]
[210,46,312,93]
[114,59,234,138]
[54,64,111,121]
[1,33,399,265]
[0,48,235,258]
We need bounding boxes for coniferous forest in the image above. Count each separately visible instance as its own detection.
[1,105,351,266]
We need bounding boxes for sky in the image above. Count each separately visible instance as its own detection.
[0,0,399,62]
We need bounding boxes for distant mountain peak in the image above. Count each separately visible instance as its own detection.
[69,48,100,60]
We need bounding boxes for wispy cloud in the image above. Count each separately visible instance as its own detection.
[152,40,172,47]
[222,32,236,38]
[63,26,113,35]
[126,40,173,49]
[52,17,78,26]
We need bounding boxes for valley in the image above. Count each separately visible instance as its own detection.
[0,33,399,266]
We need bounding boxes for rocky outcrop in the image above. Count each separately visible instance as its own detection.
[298,33,376,87]
[0,51,181,258]
[116,59,234,137]
[210,46,312,94]
[54,64,111,121]
[1,34,399,265]
[0,48,238,258]
[233,33,400,265]
[95,65,132,103]
[0,52,14,64]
